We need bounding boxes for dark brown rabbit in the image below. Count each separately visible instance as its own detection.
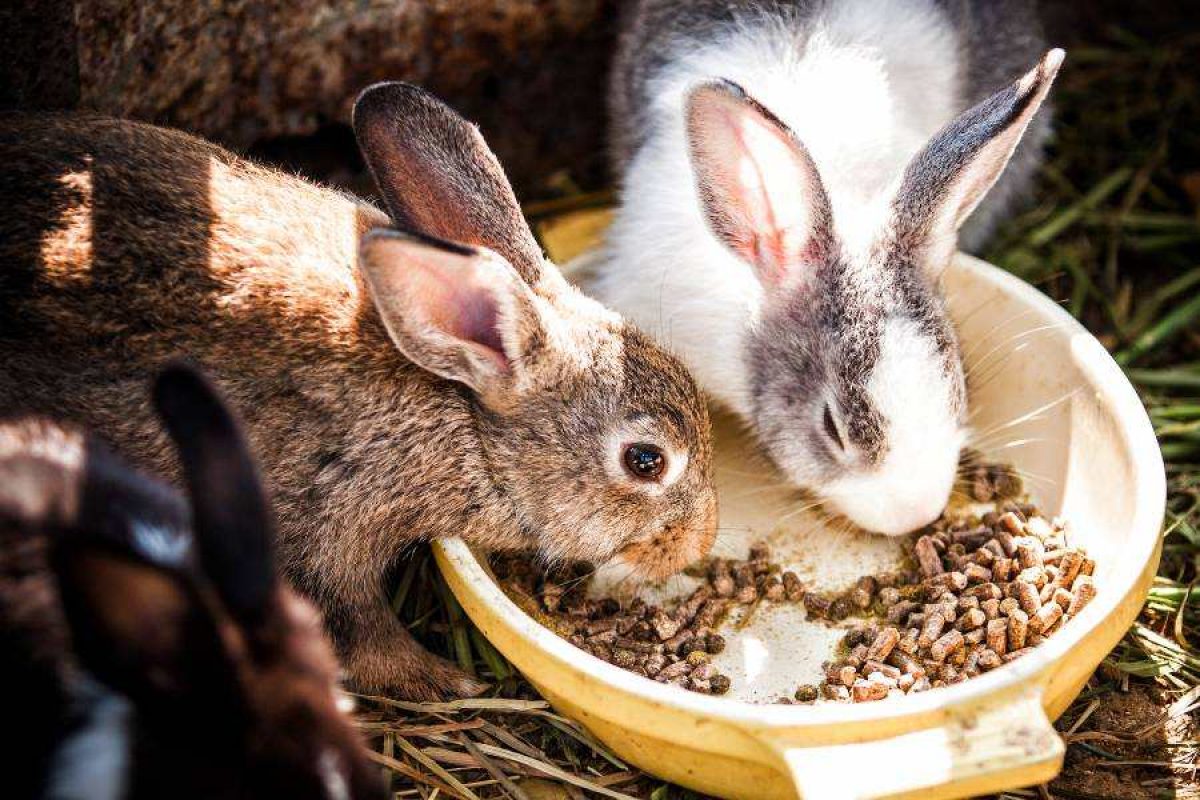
[0,363,384,800]
[0,83,717,699]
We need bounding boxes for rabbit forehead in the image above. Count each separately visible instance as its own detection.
[755,243,961,450]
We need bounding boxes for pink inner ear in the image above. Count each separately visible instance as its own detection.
[689,84,827,287]
[412,250,511,370]
[451,284,506,359]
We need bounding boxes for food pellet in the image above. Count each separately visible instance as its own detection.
[496,467,1095,705]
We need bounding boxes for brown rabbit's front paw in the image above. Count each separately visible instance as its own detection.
[342,631,489,701]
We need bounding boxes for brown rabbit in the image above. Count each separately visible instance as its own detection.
[0,363,384,800]
[0,83,717,699]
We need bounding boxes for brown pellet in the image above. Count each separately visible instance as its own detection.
[735,585,758,604]
[981,598,1001,620]
[964,582,1003,601]
[886,600,920,625]
[915,535,944,578]
[887,649,927,677]
[1014,581,1041,614]
[986,618,1008,655]
[998,512,1024,536]
[1052,587,1074,611]
[898,627,920,655]
[991,557,1014,582]
[1068,576,1096,615]
[838,665,857,687]
[956,608,987,631]
[1025,516,1054,539]
[864,660,901,680]
[828,595,854,621]
[867,627,902,661]
[650,610,682,641]
[1018,566,1048,588]
[926,571,968,592]
[930,629,965,662]
[794,684,818,702]
[804,592,832,618]
[1030,601,1063,635]
[964,627,986,646]
[964,563,993,584]
[1008,609,1029,650]
[1016,538,1044,570]
[644,653,668,676]
[852,679,889,702]
[977,649,1002,671]
[919,611,946,648]
[850,576,877,609]
[710,675,731,695]
[657,660,691,681]
[781,571,804,601]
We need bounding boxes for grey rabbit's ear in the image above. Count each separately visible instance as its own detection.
[352,81,547,286]
[892,49,1064,258]
[685,78,833,289]
[358,228,549,410]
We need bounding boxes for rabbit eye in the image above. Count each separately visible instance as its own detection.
[823,403,845,451]
[623,443,665,480]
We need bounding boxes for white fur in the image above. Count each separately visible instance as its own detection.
[599,1,961,414]
[596,0,966,532]
[823,317,966,534]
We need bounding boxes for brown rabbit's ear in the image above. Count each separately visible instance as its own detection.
[893,49,1064,259]
[359,229,546,408]
[352,81,547,286]
[686,79,833,289]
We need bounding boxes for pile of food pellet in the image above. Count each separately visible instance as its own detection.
[491,467,1097,703]
[808,503,1097,703]
[492,541,799,695]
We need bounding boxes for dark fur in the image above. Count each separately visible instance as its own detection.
[0,86,715,698]
[0,367,383,799]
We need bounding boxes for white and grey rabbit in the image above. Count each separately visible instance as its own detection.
[594,0,1062,534]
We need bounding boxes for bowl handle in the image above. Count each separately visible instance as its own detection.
[758,686,1063,800]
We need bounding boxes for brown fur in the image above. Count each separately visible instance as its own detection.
[0,88,716,699]
[0,389,383,799]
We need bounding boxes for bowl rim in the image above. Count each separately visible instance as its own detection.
[436,253,1166,730]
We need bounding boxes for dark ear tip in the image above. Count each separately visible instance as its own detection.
[153,359,214,417]
[352,81,461,135]
[1022,48,1065,95]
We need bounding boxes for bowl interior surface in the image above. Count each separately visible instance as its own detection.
[438,251,1162,724]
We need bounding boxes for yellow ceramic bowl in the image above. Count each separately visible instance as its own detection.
[434,252,1164,800]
